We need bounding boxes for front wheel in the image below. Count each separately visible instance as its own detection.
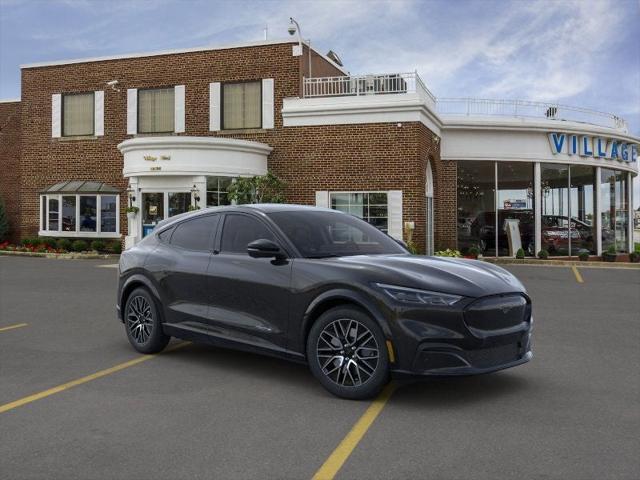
[124,287,170,354]
[307,306,389,400]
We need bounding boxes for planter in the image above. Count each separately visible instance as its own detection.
[630,253,640,263]
[603,253,618,262]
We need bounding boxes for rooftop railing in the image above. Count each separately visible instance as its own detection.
[301,74,627,131]
[436,98,628,131]
[303,72,436,104]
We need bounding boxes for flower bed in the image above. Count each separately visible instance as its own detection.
[0,237,122,255]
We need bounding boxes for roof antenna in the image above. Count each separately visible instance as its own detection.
[263,24,268,40]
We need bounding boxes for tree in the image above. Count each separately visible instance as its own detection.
[0,197,9,242]
[227,172,286,205]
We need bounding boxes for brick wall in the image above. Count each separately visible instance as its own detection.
[14,41,445,252]
[0,101,21,242]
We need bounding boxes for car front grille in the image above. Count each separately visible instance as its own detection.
[464,294,530,331]
[465,343,520,368]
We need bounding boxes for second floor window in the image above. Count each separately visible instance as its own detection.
[138,87,175,133]
[63,92,94,136]
[223,81,261,130]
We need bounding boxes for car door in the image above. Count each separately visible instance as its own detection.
[205,212,292,354]
[154,214,220,327]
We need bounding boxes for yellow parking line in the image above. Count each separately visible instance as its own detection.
[0,342,189,414]
[312,383,396,480]
[571,265,584,283]
[0,323,28,333]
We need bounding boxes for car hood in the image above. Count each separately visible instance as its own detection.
[331,254,526,298]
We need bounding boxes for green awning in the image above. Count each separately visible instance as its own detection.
[41,181,120,194]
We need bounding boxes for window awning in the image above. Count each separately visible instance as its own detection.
[41,181,120,194]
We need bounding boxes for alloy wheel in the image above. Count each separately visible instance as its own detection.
[127,295,154,344]
[316,318,380,387]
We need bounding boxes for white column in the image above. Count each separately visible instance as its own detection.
[125,177,140,250]
[534,162,541,256]
[193,175,207,210]
[315,191,329,208]
[628,171,634,253]
[595,166,602,256]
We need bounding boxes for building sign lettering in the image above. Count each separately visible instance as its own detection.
[548,133,638,163]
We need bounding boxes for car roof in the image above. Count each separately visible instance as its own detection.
[152,204,339,231]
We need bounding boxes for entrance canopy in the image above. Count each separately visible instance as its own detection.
[41,180,120,194]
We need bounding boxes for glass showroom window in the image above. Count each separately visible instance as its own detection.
[222,82,261,130]
[569,166,596,255]
[541,164,569,256]
[40,194,119,237]
[497,163,534,256]
[601,169,629,253]
[330,192,388,232]
[457,161,496,256]
[206,176,233,206]
[62,92,94,136]
[138,88,175,133]
[168,192,191,217]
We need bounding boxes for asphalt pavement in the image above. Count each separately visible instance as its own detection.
[0,256,638,480]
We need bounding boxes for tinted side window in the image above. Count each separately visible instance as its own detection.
[170,215,220,251]
[157,226,174,243]
[220,214,275,254]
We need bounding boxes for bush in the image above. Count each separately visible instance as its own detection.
[537,249,549,260]
[630,252,640,263]
[578,251,589,261]
[21,237,36,247]
[57,238,72,251]
[38,237,57,249]
[435,249,462,258]
[606,244,617,254]
[515,248,525,259]
[109,241,122,254]
[71,240,88,252]
[0,197,9,242]
[468,246,480,259]
[90,240,106,252]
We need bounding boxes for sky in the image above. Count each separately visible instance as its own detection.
[1,0,639,204]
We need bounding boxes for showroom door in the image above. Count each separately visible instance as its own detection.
[142,192,164,237]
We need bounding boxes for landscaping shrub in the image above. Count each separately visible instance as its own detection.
[71,240,88,252]
[578,251,589,261]
[110,241,122,254]
[537,249,549,260]
[38,237,57,249]
[468,246,480,259]
[0,197,8,242]
[630,252,640,263]
[90,240,106,252]
[21,237,36,247]
[435,249,462,258]
[515,248,525,259]
[57,238,72,251]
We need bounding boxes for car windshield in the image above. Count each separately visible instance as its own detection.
[268,210,407,258]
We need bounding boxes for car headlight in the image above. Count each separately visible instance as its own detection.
[375,283,462,306]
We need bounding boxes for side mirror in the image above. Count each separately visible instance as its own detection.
[247,238,286,259]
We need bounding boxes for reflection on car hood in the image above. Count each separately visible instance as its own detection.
[331,254,526,298]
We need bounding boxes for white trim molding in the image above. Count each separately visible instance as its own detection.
[387,190,403,240]
[262,78,275,129]
[209,82,221,131]
[118,136,272,178]
[51,94,61,138]
[174,85,186,133]
[94,90,104,136]
[126,89,137,135]
[315,191,329,208]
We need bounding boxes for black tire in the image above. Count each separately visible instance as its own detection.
[307,306,389,400]
[124,287,170,354]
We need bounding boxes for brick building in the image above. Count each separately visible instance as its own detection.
[0,38,638,256]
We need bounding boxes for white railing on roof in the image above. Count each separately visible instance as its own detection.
[303,72,436,103]
[436,98,628,131]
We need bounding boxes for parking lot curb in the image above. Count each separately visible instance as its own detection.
[483,258,640,269]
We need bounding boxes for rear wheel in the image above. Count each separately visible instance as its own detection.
[307,306,389,400]
[124,287,170,354]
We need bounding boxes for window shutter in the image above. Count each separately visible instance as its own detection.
[209,82,221,131]
[174,85,185,133]
[126,88,137,135]
[387,190,403,240]
[94,90,104,136]
[315,191,329,208]
[262,78,275,129]
[51,94,61,138]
